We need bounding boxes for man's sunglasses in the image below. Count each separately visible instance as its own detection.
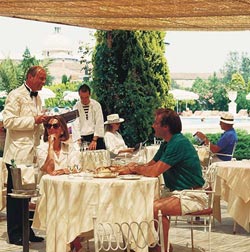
[45,123,60,129]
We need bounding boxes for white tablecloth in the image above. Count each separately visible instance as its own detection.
[210,160,250,232]
[33,174,159,252]
[0,157,7,211]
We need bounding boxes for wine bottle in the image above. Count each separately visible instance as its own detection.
[10,159,17,168]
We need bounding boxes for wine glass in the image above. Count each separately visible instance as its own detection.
[82,141,90,151]
[68,165,74,178]
[74,164,82,173]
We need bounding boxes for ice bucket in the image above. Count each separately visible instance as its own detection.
[10,167,36,191]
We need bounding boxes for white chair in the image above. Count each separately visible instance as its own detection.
[93,210,165,252]
[211,142,237,163]
[169,166,217,252]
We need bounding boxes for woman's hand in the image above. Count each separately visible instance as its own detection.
[48,134,56,145]
[50,168,68,176]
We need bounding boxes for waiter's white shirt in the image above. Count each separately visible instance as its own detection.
[71,99,104,142]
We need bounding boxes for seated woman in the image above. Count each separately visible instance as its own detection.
[36,115,80,177]
[104,114,135,158]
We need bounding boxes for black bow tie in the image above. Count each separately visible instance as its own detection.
[25,85,38,97]
[30,91,38,97]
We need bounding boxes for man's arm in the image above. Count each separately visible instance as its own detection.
[120,160,170,177]
[195,131,221,153]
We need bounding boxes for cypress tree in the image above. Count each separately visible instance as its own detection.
[92,30,172,145]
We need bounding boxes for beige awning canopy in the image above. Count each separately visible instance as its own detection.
[0,0,250,31]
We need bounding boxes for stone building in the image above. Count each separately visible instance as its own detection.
[42,27,85,83]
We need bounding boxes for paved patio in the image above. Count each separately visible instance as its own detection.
[0,201,249,252]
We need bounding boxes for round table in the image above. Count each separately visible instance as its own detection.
[33,174,159,252]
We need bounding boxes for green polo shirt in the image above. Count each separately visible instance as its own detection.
[153,133,205,191]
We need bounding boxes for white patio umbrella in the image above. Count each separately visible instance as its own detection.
[169,89,199,112]
[39,87,56,106]
[63,91,79,101]
[39,87,56,99]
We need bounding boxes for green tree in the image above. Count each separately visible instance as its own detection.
[190,52,250,113]
[19,47,54,85]
[228,72,245,91]
[62,74,71,84]
[0,58,22,93]
[240,53,250,83]
[18,47,40,85]
[221,51,241,83]
[92,30,172,145]
[191,74,229,112]
[208,74,228,111]
[0,48,53,95]
[45,82,80,108]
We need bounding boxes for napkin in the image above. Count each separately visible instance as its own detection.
[17,164,35,185]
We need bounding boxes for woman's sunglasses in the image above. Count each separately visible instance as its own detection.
[45,123,60,129]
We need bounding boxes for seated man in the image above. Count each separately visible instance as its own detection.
[195,112,238,162]
[119,108,206,252]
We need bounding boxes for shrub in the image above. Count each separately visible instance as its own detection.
[184,129,250,160]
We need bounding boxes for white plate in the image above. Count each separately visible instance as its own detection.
[119,175,141,180]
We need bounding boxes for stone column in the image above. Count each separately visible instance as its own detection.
[227,91,237,115]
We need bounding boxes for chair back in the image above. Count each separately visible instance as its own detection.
[212,142,237,162]
[93,210,165,252]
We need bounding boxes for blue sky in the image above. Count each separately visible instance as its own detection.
[1,16,250,73]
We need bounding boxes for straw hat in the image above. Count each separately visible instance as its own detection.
[104,114,125,125]
[220,112,234,124]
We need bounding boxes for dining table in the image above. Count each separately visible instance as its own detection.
[33,173,160,252]
[209,160,250,232]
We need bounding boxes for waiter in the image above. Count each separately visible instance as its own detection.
[3,66,49,245]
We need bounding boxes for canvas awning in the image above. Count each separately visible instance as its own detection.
[0,1,250,31]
